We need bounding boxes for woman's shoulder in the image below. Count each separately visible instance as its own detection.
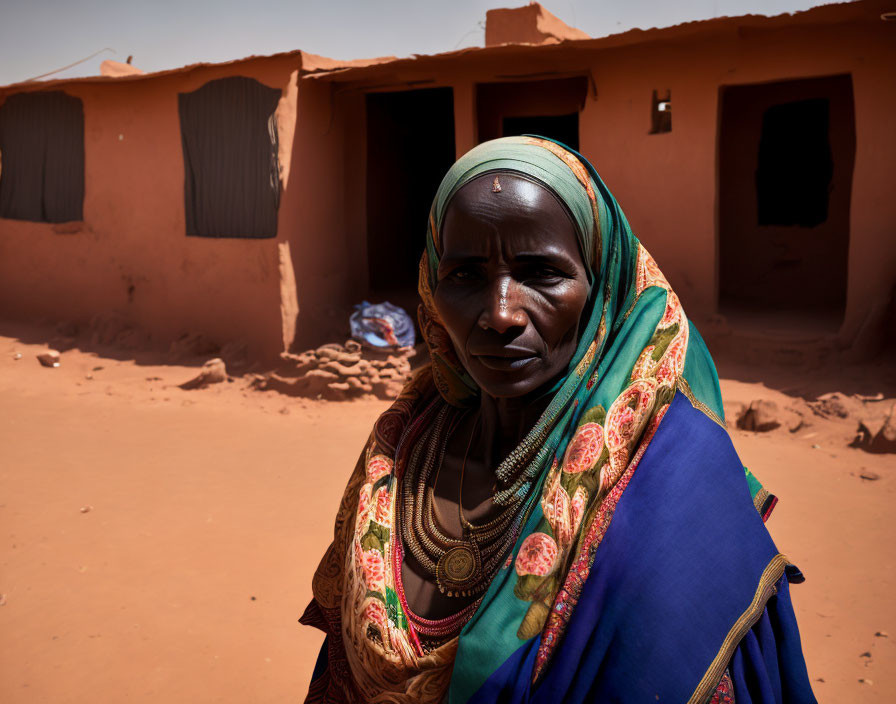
[547,390,805,702]
[638,386,774,529]
[608,388,781,576]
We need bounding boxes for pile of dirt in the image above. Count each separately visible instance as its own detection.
[727,390,896,454]
[252,340,413,400]
[734,398,805,433]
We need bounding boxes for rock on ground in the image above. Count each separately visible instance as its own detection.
[179,358,228,390]
[853,403,896,454]
[36,350,61,368]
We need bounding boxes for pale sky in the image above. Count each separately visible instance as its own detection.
[1,0,839,86]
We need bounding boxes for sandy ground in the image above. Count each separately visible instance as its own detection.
[1,322,894,703]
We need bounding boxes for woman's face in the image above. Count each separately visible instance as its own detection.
[433,172,591,399]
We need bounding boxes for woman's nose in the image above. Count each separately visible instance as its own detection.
[477,276,527,333]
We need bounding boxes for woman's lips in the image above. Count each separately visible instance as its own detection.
[471,352,538,371]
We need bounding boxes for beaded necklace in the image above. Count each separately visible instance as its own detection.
[399,403,528,601]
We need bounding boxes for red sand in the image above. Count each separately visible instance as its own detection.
[1,325,894,702]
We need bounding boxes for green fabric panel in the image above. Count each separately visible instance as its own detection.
[744,466,763,497]
[683,322,726,422]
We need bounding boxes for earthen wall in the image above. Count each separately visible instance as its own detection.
[0,55,301,360]
[577,20,896,343]
[332,10,895,351]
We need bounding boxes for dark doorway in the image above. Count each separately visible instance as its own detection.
[502,114,579,151]
[756,98,832,228]
[366,87,456,294]
[477,77,587,150]
[718,74,855,324]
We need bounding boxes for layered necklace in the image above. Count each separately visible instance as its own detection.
[399,403,530,600]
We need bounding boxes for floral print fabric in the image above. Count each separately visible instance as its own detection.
[302,137,763,704]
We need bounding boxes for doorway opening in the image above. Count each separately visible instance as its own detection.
[717,74,855,333]
[366,87,456,303]
[476,76,587,150]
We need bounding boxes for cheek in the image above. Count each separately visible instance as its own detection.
[534,286,590,351]
[432,287,472,347]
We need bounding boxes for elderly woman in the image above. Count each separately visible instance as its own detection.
[300,137,815,703]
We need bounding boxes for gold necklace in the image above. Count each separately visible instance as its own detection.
[400,405,527,598]
[433,411,482,596]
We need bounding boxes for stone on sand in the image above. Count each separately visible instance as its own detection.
[179,358,228,390]
[852,404,896,454]
[37,350,61,368]
[873,405,896,451]
[736,400,781,432]
[734,399,806,434]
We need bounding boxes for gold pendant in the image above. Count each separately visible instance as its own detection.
[436,541,482,596]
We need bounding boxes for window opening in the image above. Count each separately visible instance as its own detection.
[650,90,671,134]
[0,91,84,222]
[178,76,281,238]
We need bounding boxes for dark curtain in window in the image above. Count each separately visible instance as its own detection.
[178,77,281,238]
[0,91,85,222]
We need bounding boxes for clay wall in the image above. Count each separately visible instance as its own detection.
[578,19,895,344]
[279,78,357,349]
[2,3,892,360]
[0,55,301,360]
[328,5,895,351]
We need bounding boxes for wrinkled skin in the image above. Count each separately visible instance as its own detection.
[433,171,591,400]
[401,171,592,620]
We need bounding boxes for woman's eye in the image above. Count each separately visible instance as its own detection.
[449,266,481,281]
[524,266,565,283]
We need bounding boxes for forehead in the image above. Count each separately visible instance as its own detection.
[440,172,582,260]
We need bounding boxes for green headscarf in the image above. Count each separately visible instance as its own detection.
[415,136,737,700]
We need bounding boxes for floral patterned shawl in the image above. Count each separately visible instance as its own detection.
[301,137,772,703]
